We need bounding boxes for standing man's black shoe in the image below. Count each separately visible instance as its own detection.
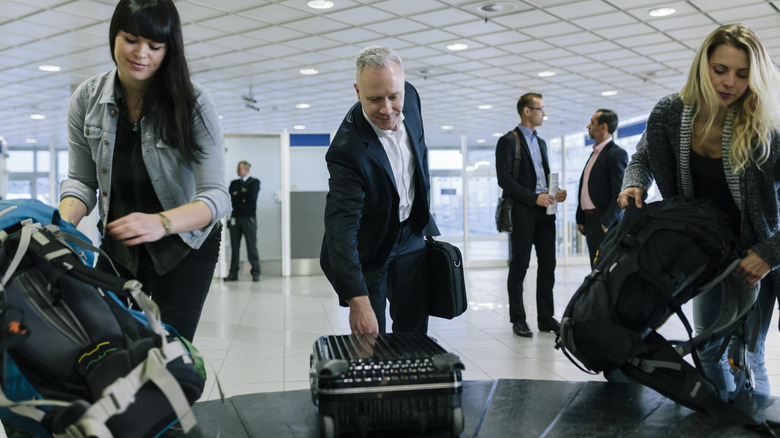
[512,322,533,338]
[223,276,238,282]
[538,318,560,333]
[252,276,260,282]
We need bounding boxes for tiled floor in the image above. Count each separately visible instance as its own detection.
[194,264,780,402]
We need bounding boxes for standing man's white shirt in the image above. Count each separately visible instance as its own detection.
[363,109,416,222]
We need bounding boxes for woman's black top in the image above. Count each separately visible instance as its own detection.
[106,82,191,277]
[690,147,741,235]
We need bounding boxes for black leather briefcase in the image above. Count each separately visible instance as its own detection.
[426,237,467,319]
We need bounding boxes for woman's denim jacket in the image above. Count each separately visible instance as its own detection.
[60,69,230,250]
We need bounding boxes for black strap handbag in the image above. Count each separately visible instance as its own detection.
[426,237,467,319]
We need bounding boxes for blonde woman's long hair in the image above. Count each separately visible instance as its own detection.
[680,24,780,174]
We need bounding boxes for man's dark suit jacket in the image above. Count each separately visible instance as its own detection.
[575,140,628,229]
[228,177,260,217]
[320,82,439,305]
[495,127,550,218]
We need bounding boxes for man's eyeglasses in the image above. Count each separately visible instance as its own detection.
[528,106,545,112]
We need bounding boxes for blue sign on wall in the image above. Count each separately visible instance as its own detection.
[290,133,330,147]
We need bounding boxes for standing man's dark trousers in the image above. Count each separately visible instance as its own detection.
[583,209,606,269]
[362,220,429,334]
[507,205,556,326]
[228,216,261,279]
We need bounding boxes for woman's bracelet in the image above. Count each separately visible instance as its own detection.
[157,212,172,235]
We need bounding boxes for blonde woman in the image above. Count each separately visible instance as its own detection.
[618,24,780,396]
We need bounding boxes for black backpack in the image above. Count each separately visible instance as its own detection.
[555,197,778,433]
[0,200,205,437]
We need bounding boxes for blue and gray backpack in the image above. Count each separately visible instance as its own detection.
[0,199,205,438]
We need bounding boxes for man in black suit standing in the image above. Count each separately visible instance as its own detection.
[225,160,261,282]
[576,109,628,268]
[496,93,567,338]
[320,46,439,334]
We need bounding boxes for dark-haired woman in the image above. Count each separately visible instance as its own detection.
[59,0,229,342]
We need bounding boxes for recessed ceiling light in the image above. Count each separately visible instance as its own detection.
[30,114,46,120]
[38,64,61,72]
[476,2,516,13]
[492,132,503,137]
[649,7,675,17]
[299,68,319,75]
[543,115,549,121]
[478,104,493,110]
[296,103,311,109]
[25,138,38,144]
[601,90,618,96]
[446,43,469,51]
[293,125,306,130]
[538,70,556,77]
[307,0,334,9]
[219,114,224,119]
[476,139,486,144]
[441,125,454,130]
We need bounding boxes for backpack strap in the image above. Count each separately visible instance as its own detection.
[621,331,780,435]
[673,259,759,355]
[0,220,39,286]
[510,129,522,179]
[68,339,196,437]
[0,389,69,422]
[499,130,523,200]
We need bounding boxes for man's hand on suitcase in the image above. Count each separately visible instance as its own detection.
[348,296,379,334]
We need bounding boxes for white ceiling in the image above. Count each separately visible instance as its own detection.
[1,0,779,149]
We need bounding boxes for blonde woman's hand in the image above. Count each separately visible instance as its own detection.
[736,250,771,288]
[617,187,644,210]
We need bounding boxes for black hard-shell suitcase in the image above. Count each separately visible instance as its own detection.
[309,333,465,438]
[426,237,467,319]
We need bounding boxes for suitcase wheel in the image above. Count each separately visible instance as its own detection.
[452,406,464,436]
[319,413,335,438]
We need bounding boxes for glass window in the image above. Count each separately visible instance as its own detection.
[562,134,590,259]
[7,151,34,172]
[464,146,511,264]
[7,180,31,199]
[429,150,462,170]
[430,175,462,238]
[616,133,659,201]
[466,149,498,238]
[422,124,652,268]
[36,177,50,204]
[36,151,50,172]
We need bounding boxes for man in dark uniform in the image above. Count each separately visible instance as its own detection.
[225,160,261,282]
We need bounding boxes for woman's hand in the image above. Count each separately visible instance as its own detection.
[736,250,771,288]
[105,212,168,246]
[617,187,645,210]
